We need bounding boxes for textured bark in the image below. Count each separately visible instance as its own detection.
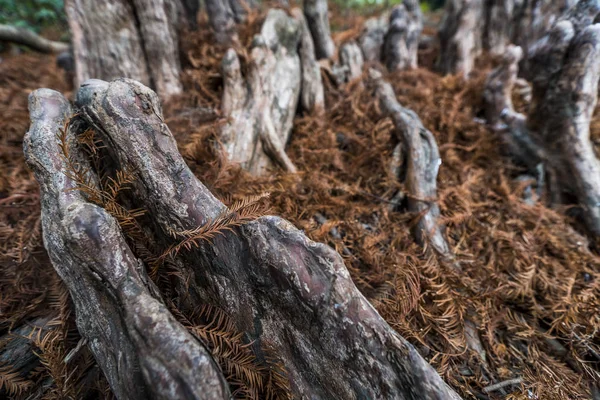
[527,1,600,235]
[65,0,150,89]
[65,0,182,99]
[180,0,201,29]
[482,45,543,170]
[204,0,238,44]
[334,41,365,85]
[359,12,390,63]
[442,0,576,74]
[24,88,229,400]
[304,0,335,59]
[373,69,489,367]
[229,0,258,23]
[383,0,423,71]
[0,24,69,53]
[438,0,483,77]
[204,0,258,41]
[131,0,183,98]
[442,0,576,61]
[219,9,301,175]
[370,70,450,256]
[511,0,576,63]
[60,76,464,399]
[483,0,514,55]
[0,317,53,396]
[292,8,325,113]
[482,0,577,58]
[483,45,521,129]
[484,1,600,237]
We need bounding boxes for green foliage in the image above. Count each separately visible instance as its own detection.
[0,0,65,32]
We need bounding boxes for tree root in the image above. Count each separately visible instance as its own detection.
[303,0,335,60]
[22,77,463,399]
[219,10,301,175]
[484,1,600,238]
[0,24,69,54]
[383,0,423,71]
[25,88,229,400]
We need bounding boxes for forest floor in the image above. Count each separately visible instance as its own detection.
[1,7,600,400]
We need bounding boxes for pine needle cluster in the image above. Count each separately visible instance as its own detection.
[161,193,270,259]
[171,304,291,399]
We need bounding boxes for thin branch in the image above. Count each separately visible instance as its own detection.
[0,24,69,53]
[483,377,523,393]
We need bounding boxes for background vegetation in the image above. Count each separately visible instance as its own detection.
[0,0,66,32]
[0,0,445,34]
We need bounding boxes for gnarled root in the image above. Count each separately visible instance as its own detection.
[482,45,544,171]
[371,68,490,375]
[370,69,450,256]
[382,0,423,71]
[24,76,462,399]
[437,0,483,78]
[219,10,301,175]
[292,8,325,113]
[204,0,240,44]
[24,88,229,400]
[484,1,600,238]
[303,0,335,60]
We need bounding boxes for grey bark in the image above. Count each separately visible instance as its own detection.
[442,0,577,68]
[483,0,514,55]
[370,69,450,256]
[229,0,258,23]
[511,0,576,63]
[484,0,600,237]
[20,76,465,399]
[131,0,183,98]
[220,9,301,175]
[0,317,53,396]
[304,0,335,59]
[65,0,150,89]
[65,0,182,99]
[383,0,423,71]
[181,0,201,29]
[483,45,521,129]
[0,24,69,53]
[372,70,489,369]
[204,0,238,44]
[483,0,577,57]
[334,41,365,85]
[359,12,390,63]
[437,0,483,78]
[482,45,543,170]
[292,8,325,113]
[204,0,259,42]
[24,88,229,400]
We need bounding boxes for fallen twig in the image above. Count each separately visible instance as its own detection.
[483,377,523,393]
